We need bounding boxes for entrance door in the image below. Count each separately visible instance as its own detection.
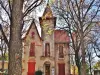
[45,64,50,75]
[28,62,35,75]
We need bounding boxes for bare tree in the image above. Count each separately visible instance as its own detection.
[0,35,8,72]
[52,0,100,75]
[86,44,96,75]
[90,24,100,58]
[0,0,43,75]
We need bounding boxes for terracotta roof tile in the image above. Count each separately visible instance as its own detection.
[54,30,70,43]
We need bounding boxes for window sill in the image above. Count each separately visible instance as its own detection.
[40,56,54,60]
[29,56,36,58]
[58,58,64,60]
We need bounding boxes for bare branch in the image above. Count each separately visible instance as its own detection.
[0,24,9,46]
[23,0,43,17]
[83,0,95,20]
[0,0,11,20]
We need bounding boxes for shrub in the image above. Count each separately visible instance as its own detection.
[35,70,42,75]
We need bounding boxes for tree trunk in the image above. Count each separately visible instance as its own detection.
[75,52,81,75]
[89,54,92,75]
[81,32,86,75]
[1,55,4,72]
[8,0,23,75]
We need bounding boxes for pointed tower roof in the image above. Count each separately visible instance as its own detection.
[39,2,56,27]
[43,3,53,17]
[41,2,54,19]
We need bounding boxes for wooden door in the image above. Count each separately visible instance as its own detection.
[45,64,50,75]
[27,62,35,75]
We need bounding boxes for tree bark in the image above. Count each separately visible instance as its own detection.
[75,52,81,75]
[8,0,23,75]
[81,31,86,75]
[1,53,4,72]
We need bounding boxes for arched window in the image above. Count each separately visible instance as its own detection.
[59,45,64,58]
[45,43,50,57]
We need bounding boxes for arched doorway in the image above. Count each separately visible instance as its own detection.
[44,61,51,75]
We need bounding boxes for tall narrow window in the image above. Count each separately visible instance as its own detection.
[58,63,65,75]
[45,43,50,57]
[59,45,64,58]
[29,42,35,56]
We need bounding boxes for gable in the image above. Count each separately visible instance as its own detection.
[23,21,42,42]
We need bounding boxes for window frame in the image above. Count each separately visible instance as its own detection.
[59,45,64,58]
[45,43,50,57]
[29,42,35,56]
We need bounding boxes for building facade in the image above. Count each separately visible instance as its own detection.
[22,3,70,75]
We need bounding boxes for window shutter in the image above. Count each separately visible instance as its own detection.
[29,42,35,56]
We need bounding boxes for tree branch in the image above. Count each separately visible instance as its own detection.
[23,0,43,17]
[0,24,9,46]
[0,0,11,20]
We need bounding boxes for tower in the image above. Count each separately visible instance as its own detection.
[39,3,56,75]
[39,3,56,57]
